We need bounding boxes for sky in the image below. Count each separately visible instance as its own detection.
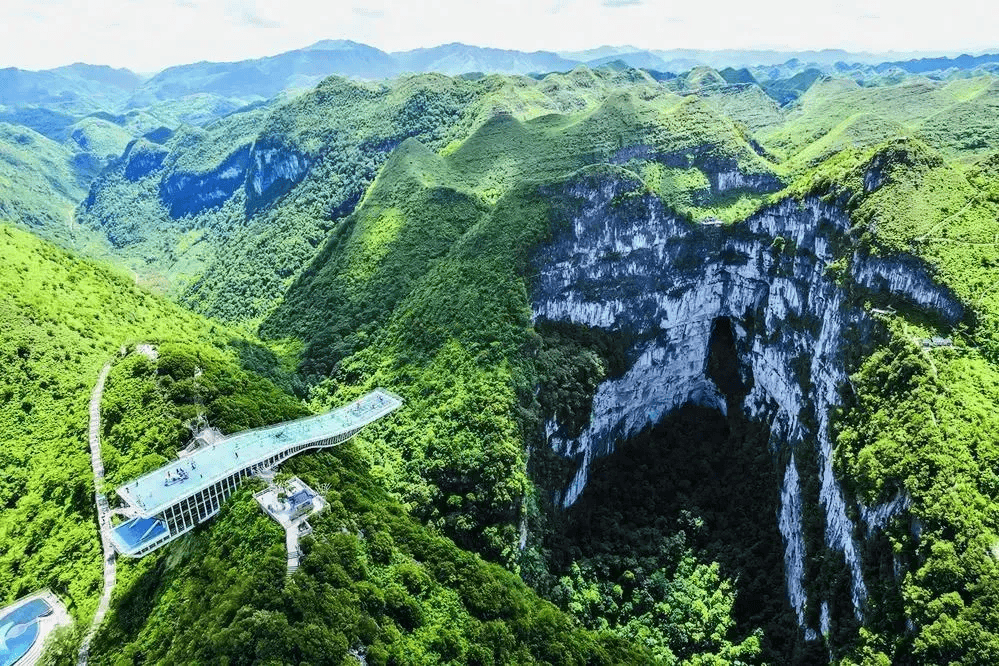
[3,0,998,72]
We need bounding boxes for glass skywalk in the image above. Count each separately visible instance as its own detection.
[110,389,402,557]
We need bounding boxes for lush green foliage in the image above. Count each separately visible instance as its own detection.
[0,123,91,244]
[79,69,780,326]
[768,85,999,661]
[555,556,760,665]
[0,223,295,625]
[542,403,802,663]
[835,329,999,663]
[14,63,999,663]
[90,363,650,665]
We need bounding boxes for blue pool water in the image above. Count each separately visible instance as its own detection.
[111,516,168,553]
[0,598,51,666]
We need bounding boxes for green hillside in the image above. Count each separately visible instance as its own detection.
[76,70,683,322]
[89,420,652,665]
[0,223,666,665]
[0,124,90,244]
[0,222,247,620]
[11,61,999,664]
[264,89,782,372]
[249,69,999,663]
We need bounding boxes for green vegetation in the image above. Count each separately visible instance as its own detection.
[91,436,650,664]
[79,69,780,324]
[0,124,90,244]
[546,404,781,664]
[0,222,297,626]
[835,330,999,663]
[12,60,999,663]
[66,117,134,160]
[84,299,655,664]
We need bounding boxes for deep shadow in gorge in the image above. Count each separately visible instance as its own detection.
[546,318,828,663]
[552,403,833,663]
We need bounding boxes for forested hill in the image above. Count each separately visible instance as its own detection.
[0,221,304,623]
[0,223,660,665]
[8,58,999,664]
[249,68,999,662]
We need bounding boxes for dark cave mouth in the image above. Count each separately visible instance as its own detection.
[555,399,806,660]
[706,315,752,403]
[548,316,818,661]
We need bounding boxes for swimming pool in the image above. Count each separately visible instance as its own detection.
[0,598,51,666]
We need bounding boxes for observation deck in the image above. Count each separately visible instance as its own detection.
[109,389,402,557]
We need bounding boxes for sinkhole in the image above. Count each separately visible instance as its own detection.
[546,317,832,663]
[531,182,966,662]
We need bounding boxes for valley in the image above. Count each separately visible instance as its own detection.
[3,39,999,664]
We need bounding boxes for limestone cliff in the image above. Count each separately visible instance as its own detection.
[531,171,962,642]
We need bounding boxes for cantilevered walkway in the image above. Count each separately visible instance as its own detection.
[109,389,402,558]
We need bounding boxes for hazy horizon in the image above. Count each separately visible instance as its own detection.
[4,0,998,72]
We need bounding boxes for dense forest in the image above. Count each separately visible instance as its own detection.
[4,46,999,665]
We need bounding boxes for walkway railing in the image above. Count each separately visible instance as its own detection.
[78,362,116,666]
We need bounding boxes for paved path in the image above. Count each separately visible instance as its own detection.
[286,530,301,575]
[252,479,324,576]
[77,362,115,666]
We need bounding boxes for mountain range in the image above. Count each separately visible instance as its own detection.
[6,40,999,114]
[6,30,999,664]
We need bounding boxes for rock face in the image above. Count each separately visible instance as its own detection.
[160,145,251,217]
[86,140,313,236]
[246,144,310,211]
[531,172,962,640]
[122,140,168,182]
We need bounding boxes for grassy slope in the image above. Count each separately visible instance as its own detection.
[80,69,766,325]
[0,223,298,624]
[2,220,643,665]
[257,70,999,662]
[65,117,134,159]
[265,88,779,370]
[761,75,999,166]
[0,226,209,620]
[15,66,999,661]
[0,124,89,244]
[778,121,999,659]
[90,430,648,665]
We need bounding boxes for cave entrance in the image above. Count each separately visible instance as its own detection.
[549,316,822,663]
[707,315,749,403]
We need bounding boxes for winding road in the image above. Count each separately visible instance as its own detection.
[77,362,115,666]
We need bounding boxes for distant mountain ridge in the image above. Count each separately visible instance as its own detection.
[8,41,998,113]
[128,40,399,106]
[881,52,999,73]
[0,63,140,113]
[113,42,999,112]
[392,42,578,76]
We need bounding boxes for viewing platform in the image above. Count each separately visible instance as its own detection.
[109,389,402,557]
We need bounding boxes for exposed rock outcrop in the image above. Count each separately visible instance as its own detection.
[160,145,251,217]
[246,143,310,212]
[122,140,168,182]
[531,171,961,641]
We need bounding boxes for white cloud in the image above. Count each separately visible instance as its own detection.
[0,0,996,72]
